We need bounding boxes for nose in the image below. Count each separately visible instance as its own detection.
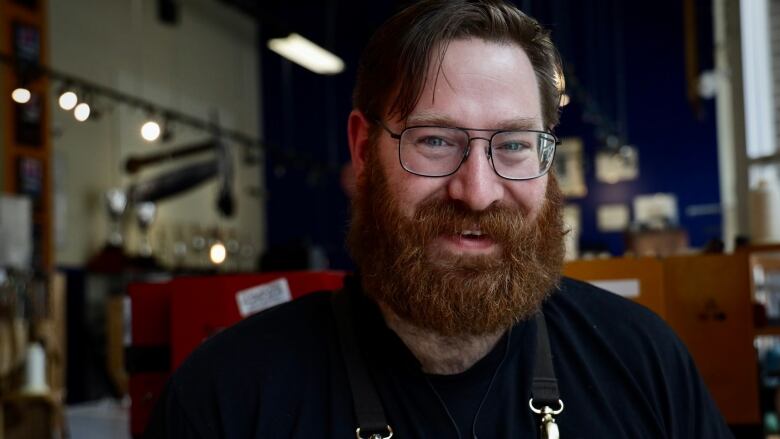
[446,141,504,211]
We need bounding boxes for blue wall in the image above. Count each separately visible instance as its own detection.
[545,0,722,254]
[260,0,722,267]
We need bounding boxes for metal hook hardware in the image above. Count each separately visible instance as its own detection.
[355,425,393,439]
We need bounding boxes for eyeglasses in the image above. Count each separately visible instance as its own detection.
[376,121,558,180]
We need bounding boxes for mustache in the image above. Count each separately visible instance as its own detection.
[410,199,529,245]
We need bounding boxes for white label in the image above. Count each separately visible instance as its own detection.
[0,195,32,269]
[590,279,640,298]
[235,278,292,317]
[596,204,630,232]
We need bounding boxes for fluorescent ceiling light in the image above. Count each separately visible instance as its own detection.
[268,33,344,75]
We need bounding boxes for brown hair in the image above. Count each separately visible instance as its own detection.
[353,0,564,131]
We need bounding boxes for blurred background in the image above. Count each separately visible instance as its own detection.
[1,0,780,437]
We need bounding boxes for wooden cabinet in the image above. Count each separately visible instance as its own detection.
[663,253,758,425]
[565,254,760,425]
[565,257,666,315]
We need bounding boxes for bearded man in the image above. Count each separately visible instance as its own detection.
[145,0,733,437]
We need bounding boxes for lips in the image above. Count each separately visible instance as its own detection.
[459,229,490,243]
[435,227,497,253]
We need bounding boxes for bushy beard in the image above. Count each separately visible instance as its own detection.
[347,150,566,337]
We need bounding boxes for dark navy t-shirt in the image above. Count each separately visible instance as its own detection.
[144,276,734,438]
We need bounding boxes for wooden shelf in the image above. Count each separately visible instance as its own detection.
[2,0,52,271]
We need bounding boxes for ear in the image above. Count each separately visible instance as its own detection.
[347,109,371,182]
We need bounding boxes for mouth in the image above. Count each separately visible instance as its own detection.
[460,229,488,241]
[432,227,498,254]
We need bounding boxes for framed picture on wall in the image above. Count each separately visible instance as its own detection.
[596,204,630,232]
[13,22,41,67]
[554,137,588,198]
[596,145,639,184]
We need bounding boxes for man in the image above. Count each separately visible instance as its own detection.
[145,0,733,437]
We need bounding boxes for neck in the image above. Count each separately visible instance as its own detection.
[377,302,505,375]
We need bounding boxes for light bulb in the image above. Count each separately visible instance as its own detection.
[12,88,31,104]
[58,91,78,110]
[209,242,227,265]
[74,102,91,121]
[141,121,161,141]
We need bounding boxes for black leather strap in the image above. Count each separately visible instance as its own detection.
[331,290,390,435]
[531,312,560,407]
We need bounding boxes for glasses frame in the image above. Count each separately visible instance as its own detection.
[375,120,559,181]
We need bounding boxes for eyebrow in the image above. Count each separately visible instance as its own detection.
[405,112,542,131]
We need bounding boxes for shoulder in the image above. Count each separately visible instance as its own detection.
[544,276,694,392]
[550,276,655,315]
[545,278,732,437]
[544,277,684,359]
[153,291,338,436]
[147,290,341,437]
[176,290,336,382]
[547,276,670,331]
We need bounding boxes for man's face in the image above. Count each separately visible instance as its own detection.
[348,38,564,336]
[375,39,549,247]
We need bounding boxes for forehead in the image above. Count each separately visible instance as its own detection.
[402,38,542,131]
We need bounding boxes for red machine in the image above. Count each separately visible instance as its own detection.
[127,271,346,437]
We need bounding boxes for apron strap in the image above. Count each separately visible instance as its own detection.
[331,291,393,438]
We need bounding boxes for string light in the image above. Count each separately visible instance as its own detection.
[141,120,161,142]
[0,55,337,181]
[58,90,78,110]
[3,56,265,150]
[74,102,91,122]
[11,87,31,104]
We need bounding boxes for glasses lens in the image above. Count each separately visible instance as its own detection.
[491,131,556,179]
[399,127,468,176]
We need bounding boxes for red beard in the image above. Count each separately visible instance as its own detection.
[348,150,566,336]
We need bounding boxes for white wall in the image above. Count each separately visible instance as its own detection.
[49,0,264,267]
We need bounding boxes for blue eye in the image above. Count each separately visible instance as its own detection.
[421,136,448,147]
[496,142,529,152]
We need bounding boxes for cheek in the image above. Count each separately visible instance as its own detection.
[505,177,548,219]
[390,173,450,217]
[374,137,449,216]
